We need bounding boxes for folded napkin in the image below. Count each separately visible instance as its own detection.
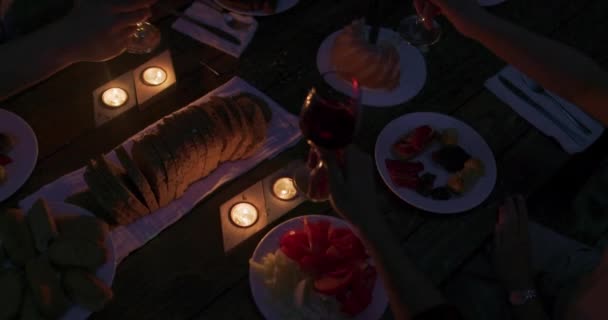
[20,77,301,263]
[172,1,257,58]
[485,66,604,154]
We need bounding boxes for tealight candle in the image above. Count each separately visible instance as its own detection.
[141,67,167,86]
[101,87,128,108]
[229,202,259,228]
[272,177,298,201]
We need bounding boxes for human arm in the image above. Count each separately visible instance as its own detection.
[415,0,608,126]
[322,147,448,319]
[0,0,156,101]
[494,195,549,320]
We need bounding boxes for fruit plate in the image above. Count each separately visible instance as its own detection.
[215,0,299,16]
[0,108,38,202]
[34,202,116,320]
[375,112,497,214]
[317,26,427,107]
[249,215,389,320]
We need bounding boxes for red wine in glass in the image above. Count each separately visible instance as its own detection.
[299,95,357,150]
[293,75,361,202]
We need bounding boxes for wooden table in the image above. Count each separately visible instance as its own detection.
[2,0,607,318]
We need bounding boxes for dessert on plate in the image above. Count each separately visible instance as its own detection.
[330,20,401,91]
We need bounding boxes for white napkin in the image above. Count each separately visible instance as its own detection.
[20,77,301,263]
[172,1,257,58]
[485,66,604,154]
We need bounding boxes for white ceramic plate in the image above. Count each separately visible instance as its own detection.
[375,112,497,214]
[478,0,506,6]
[250,215,388,320]
[40,202,116,320]
[215,0,298,16]
[0,108,38,202]
[317,26,427,107]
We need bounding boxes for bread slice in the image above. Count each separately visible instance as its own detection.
[25,256,71,319]
[164,114,198,196]
[0,269,25,319]
[198,100,230,164]
[131,135,170,207]
[48,238,108,269]
[95,155,149,218]
[217,96,247,161]
[226,96,255,160]
[234,92,272,123]
[0,208,36,266]
[147,132,178,204]
[233,94,268,158]
[209,96,241,162]
[154,121,183,201]
[56,215,109,243]
[84,159,134,225]
[176,106,208,183]
[63,269,113,312]
[191,104,222,176]
[115,145,159,212]
[26,198,58,252]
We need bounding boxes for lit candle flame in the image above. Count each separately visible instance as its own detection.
[101,87,128,108]
[272,177,298,201]
[141,67,167,86]
[230,202,259,227]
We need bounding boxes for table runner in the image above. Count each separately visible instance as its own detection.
[20,77,302,264]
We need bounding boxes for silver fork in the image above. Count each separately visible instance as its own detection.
[195,0,252,31]
[521,75,592,135]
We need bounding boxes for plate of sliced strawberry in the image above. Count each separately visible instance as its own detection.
[249,215,388,319]
[375,112,497,214]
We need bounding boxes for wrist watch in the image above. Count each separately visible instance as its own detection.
[509,289,538,306]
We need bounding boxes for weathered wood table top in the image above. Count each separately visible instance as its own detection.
[2,0,607,319]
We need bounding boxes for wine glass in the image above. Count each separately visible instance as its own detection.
[398,3,442,49]
[126,21,162,54]
[293,73,362,202]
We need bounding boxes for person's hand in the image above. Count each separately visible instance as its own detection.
[494,195,534,291]
[58,0,157,62]
[321,146,382,230]
[413,0,486,36]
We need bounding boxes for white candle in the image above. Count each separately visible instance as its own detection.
[141,67,167,86]
[230,202,259,227]
[272,177,298,201]
[101,87,128,108]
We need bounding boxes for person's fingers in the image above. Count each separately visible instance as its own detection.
[114,7,151,28]
[111,0,157,13]
[515,194,529,236]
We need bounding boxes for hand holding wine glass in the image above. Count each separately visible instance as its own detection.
[413,0,486,37]
[59,0,157,62]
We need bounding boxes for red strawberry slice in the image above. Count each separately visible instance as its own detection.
[392,125,435,160]
[303,218,331,255]
[385,159,424,173]
[0,154,12,166]
[408,125,434,150]
[279,230,310,261]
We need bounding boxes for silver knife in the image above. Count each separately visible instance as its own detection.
[498,75,586,145]
[175,10,241,46]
